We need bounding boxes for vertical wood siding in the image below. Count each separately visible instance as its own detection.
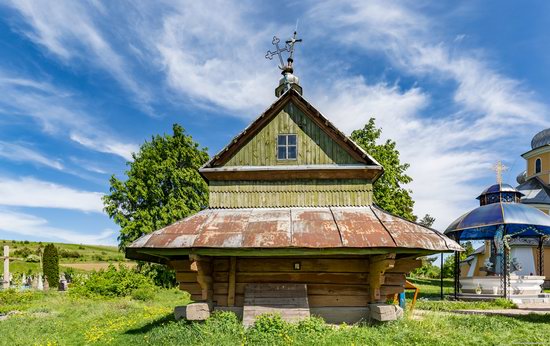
[224,102,359,166]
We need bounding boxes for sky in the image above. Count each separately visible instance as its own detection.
[0,0,549,246]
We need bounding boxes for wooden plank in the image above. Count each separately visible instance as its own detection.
[179,283,202,295]
[383,273,406,285]
[170,260,193,271]
[308,294,368,307]
[176,272,197,283]
[227,257,237,307]
[242,283,310,327]
[213,258,230,271]
[236,258,369,273]
[235,272,368,284]
[307,284,369,296]
[387,259,422,273]
[381,285,404,296]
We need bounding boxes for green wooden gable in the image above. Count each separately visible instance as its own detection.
[200,89,383,209]
[224,102,359,166]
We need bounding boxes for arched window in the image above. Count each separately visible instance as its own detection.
[535,158,542,174]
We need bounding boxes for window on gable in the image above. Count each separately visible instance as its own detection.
[277,134,297,160]
[535,158,542,174]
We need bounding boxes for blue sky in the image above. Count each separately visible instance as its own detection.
[0,1,549,245]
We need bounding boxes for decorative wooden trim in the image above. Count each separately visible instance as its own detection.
[227,257,237,307]
[368,253,396,302]
[201,167,382,181]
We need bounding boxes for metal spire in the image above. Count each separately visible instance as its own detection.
[493,161,508,184]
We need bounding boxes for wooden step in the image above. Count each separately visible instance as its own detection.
[242,283,310,327]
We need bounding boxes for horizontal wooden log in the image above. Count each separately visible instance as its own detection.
[213,258,229,271]
[383,273,406,285]
[308,295,368,307]
[179,283,202,295]
[380,285,404,296]
[387,259,422,273]
[176,272,198,283]
[307,284,369,296]
[234,272,368,284]
[170,260,193,271]
[214,294,244,307]
[236,258,369,273]
[214,283,373,296]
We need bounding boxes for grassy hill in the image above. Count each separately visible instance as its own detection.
[1,239,133,274]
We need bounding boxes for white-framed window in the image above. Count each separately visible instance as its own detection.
[277,134,297,160]
[535,158,542,174]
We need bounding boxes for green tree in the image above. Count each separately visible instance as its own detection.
[42,243,59,287]
[351,118,416,221]
[103,124,209,249]
[418,214,436,228]
[442,241,475,278]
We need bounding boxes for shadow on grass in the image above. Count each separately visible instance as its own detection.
[503,313,550,324]
[125,313,176,335]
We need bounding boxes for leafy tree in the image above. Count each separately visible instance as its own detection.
[418,214,436,228]
[351,118,415,221]
[104,124,209,249]
[442,241,475,278]
[42,243,59,287]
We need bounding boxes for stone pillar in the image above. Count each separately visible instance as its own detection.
[2,246,9,289]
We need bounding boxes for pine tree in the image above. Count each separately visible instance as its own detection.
[42,243,59,288]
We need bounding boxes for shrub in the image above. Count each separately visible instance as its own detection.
[78,245,86,250]
[42,243,59,287]
[137,262,177,288]
[59,249,82,259]
[0,289,41,313]
[246,314,294,345]
[71,264,155,298]
[13,246,32,258]
[25,254,41,263]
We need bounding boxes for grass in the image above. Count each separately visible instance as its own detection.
[0,278,548,345]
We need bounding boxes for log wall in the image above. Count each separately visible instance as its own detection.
[170,256,420,308]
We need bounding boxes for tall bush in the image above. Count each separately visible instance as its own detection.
[42,243,59,287]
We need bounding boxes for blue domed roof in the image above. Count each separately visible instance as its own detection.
[445,202,550,240]
[531,128,550,149]
[477,183,518,197]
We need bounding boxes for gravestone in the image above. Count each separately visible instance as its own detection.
[43,275,49,291]
[37,274,43,290]
[58,274,68,291]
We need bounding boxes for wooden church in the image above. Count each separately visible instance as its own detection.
[126,34,461,324]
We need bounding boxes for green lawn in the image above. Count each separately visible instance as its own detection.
[0,280,549,346]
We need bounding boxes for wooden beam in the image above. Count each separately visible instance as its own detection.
[368,254,396,302]
[189,255,213,302]
[227,257,237,307]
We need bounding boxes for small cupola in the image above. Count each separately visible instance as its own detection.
[265,31,303,97]
[476,183,524,206]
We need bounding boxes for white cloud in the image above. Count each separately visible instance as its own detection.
[146,0,275,114]
[0,177,104,213]
[0,75,137,160]
[0,141,63,170]
[70,132,136,162]
[0,209,114,245]
[306,0,550,228]
[5,0,153,113]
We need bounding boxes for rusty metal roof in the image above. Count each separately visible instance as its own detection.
[127,206,461,262]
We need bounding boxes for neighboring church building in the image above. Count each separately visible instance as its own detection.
[461,129,550,288]
[517,128,550,214]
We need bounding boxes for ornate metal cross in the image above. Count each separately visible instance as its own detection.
[265,31,302,70]
[492,160,508,184]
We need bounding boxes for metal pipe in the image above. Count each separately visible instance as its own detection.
[440,252,444,300]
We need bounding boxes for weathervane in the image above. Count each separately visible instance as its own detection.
[492,160,508,184]
[265,30,302,72]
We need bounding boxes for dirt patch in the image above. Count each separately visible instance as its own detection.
[60,262,137,271]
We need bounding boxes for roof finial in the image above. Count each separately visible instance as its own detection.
[265,29,303,97]
[492,160,508,184]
